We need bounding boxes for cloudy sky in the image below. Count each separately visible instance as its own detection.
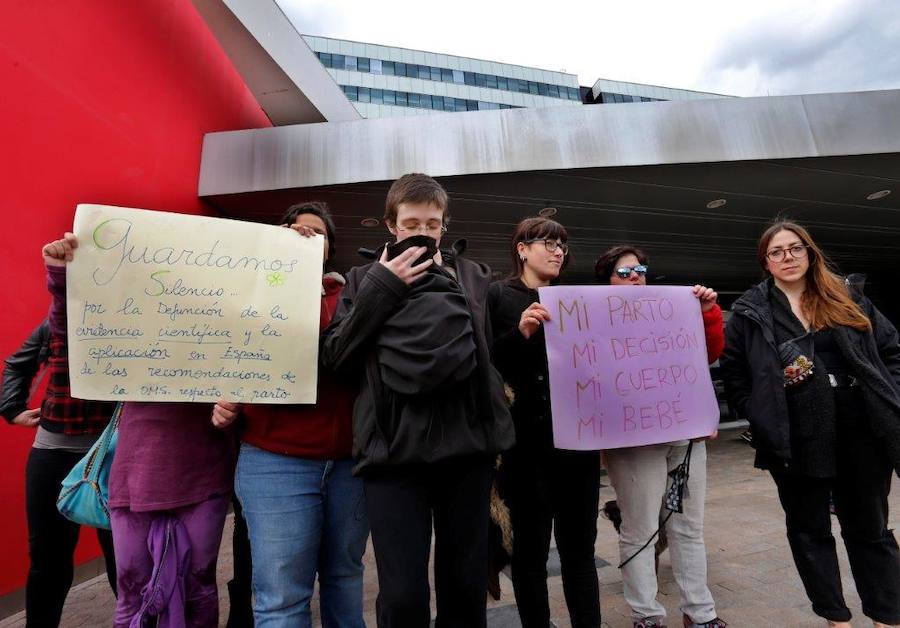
[278,0,900,97]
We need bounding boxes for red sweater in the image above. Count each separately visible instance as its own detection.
[703,303,725,364]
[241,274,355,459]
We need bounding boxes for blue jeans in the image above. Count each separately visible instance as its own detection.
[236,443,369,628]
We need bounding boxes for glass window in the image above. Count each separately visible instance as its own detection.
[475,73,487,87]
[358,86,370,103]
[519,80,530,93]
[370,59,382,74]
[444,98,456,111]
[342,85,358,101]
[395,62,406,77]
[418,65,430,79]
[570,87,581,100]
[548,84,560,98]
[453,70,465,84]
[383,89,395,105]
[454,97,467,111]
[370,88,383,104]
[396,91,408,106]
[332,54,344,69]
[464,72,476,85]
[431,67,442,81]
[441,68,453,82]
[408,64,421,78]
[528,81,539,95]
[486,75,498,89]
[408,93,420,107]
[382,60,394,75]
[497,77,508,91]
[357,57,370,73]
[538,82,549,96]
[466,99,479,111]
[432,96,444,110]
[320,52,332,67]
[613,93,624,103]
[345,55,357,71]
[420,94,433,109]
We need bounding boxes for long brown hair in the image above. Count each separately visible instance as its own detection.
[757,221,871,332]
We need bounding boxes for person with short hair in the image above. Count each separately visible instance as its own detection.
[595,245,726,628]
[321,173,515,628]
[720,221,900,628]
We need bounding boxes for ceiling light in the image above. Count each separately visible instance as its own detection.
[866,189,891,200]
[360,217,379,227]
[706,199,727,209]
[538,206,558,217]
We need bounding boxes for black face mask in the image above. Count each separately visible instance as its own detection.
[385,234,438,267]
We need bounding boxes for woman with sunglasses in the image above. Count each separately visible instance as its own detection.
[488,217,601,628]
[594,245,726,628]
[720,221,900,627]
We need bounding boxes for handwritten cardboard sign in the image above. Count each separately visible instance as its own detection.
[66,204,323,404]
[537,285,719,450]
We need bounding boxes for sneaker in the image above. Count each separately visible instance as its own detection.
[635,617,667,628]
[683,615,727,628]
[739,429,753,444]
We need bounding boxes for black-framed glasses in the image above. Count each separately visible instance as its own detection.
[616,264,648,279]
[766,244,808,263]
[524,238,568,256]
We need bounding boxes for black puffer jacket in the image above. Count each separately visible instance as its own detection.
[720,278,900,475]
[321,252,515,474]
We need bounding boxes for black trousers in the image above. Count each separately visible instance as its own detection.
[364,454,494,628]
[226,491,254,628]
[24,447,117,628]
[504,447,601,628]
[771,389,900,625]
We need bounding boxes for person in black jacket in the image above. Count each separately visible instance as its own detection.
[320,173,515,628]
[487,216,601,628]
[2,320,117,627]
[720,220,900,628]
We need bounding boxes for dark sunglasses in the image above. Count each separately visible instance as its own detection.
[615,264,648,279]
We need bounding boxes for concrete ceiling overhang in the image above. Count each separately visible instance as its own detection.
[190,0,359,124]
[197,90,900,310]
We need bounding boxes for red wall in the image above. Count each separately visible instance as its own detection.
[0,0,270,596]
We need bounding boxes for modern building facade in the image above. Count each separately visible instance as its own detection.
[586,78,730,105]
[302,35,583,118]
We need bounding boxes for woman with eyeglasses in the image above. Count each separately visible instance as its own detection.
[487,217,602,628]
[594,245,726,628]
[720,221,900,628]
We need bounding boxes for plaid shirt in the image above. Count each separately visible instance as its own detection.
[40,337,115,435]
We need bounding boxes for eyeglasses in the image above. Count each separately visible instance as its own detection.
[766,244,808,263]
[396,222,447,234]
[615,264,648,279]
[524,238,569,256]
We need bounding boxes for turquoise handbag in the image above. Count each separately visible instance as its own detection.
[57,403,121,529]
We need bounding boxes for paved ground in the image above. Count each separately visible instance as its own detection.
[2,430,897,627]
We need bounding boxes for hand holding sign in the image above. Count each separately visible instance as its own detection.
[538,285,719,450]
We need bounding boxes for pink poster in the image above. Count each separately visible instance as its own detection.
[537,285,720,450]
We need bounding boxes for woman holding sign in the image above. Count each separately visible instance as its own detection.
[212,202,369,628]
[595,245,726,628]
[720,221,900,628]
[42,234,235,628]
[488,217,602,628]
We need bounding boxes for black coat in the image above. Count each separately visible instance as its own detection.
[321,254,515,474]
[487,278,554,452]
[1,320,50,423]
[720,278,900,475]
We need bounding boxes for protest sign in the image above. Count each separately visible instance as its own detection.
[538,285,719,450]
[66,204,323,404]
